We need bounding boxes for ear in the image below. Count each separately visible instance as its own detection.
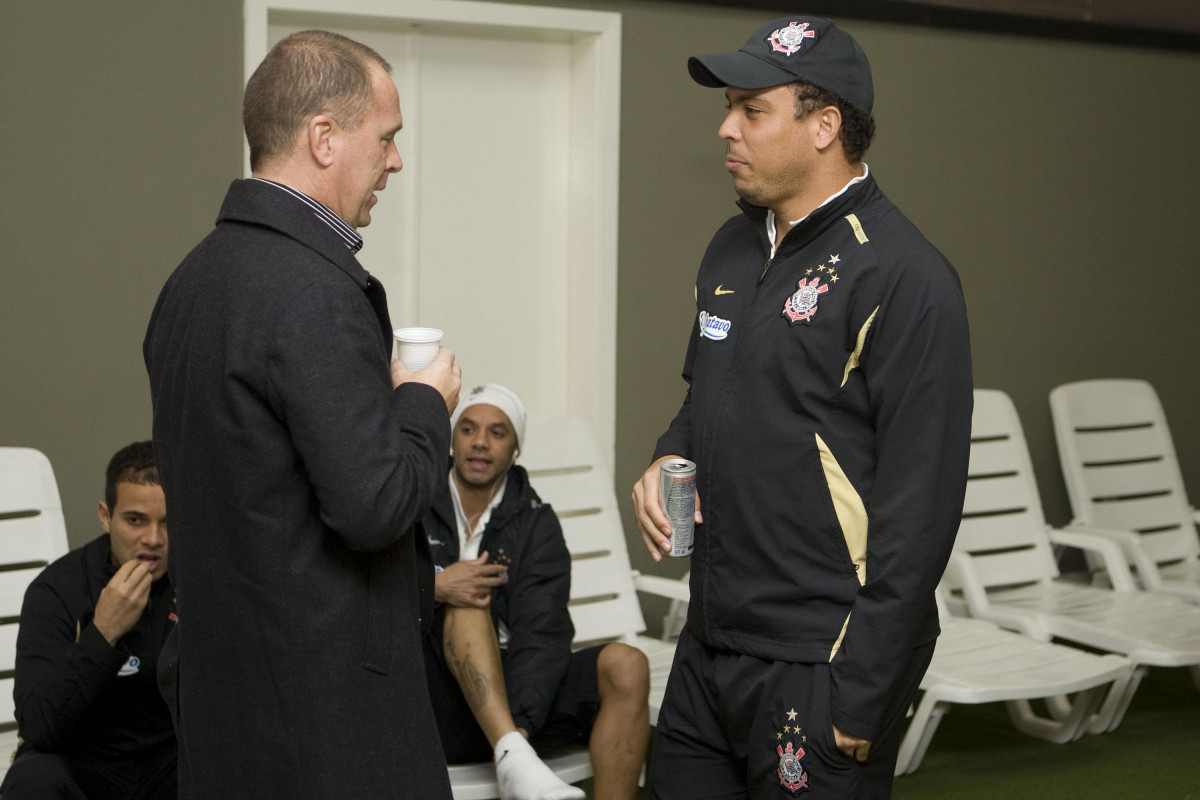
[306,114,337,168]
[97,501,112,534]
[812,105,844,152]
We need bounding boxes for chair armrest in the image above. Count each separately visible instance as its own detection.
[1047,528,1138,592]
[942,553,1041,637]
[1062,522,1164,590]
[632,573,691,603]
[943,552,991,616]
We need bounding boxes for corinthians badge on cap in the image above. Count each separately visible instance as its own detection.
[768,21,817,56]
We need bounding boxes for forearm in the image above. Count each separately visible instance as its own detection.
[15,623,125,750]
[271,288,452,552]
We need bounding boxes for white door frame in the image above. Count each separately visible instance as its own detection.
[243,0,622,464]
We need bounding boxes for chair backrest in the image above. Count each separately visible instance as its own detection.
[947,390,1061,591]
[0,447,71,733]
[1050,379,1198,565]
[519,415,646,647]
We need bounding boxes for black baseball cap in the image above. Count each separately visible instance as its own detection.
[688,17,874,114]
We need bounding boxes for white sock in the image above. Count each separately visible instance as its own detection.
[493,731,585,800]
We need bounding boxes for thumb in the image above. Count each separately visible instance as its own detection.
[473,551,489,564]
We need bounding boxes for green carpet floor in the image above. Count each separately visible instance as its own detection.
[623,664,1199,799]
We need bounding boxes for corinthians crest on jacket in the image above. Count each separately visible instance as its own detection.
[782,276,829,326]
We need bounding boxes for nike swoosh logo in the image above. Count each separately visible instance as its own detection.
[715,285,735,295]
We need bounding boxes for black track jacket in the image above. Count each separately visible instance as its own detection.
[12,535,176,763]
[653,172,973,740]
[423,465,575,735]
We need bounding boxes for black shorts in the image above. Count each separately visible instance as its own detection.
[424,625,603,764]
[650,626,933,800]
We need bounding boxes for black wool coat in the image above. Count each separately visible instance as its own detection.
[144,179,452,799]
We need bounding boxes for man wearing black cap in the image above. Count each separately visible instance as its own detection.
[631,16,972,798]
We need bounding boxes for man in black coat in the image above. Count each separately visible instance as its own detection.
[143,30,461,799]
[2,442,175,800]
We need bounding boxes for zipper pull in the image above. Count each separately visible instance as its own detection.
[759,258,772,282]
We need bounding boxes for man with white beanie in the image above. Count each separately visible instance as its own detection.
[422,385,650,800]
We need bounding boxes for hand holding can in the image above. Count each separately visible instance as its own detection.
[659,459,697,558]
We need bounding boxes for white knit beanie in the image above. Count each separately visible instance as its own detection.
[451,384,527,449]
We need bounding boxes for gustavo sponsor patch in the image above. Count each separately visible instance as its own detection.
[698,310,732,340]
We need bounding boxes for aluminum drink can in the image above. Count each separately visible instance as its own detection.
[659,459,697,558]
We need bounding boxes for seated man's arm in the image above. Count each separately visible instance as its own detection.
[436,553,508,608]
[13,571,135,752]
[502,505,574,736]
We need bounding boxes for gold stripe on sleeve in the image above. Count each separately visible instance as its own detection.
[830,612,851,661]
[841,306,879,387]
[815,433,868,586]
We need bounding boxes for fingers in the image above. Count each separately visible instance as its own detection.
[95,561,154,646]
[390,348,461,415]
[113,560,153,596]
[428,346,455,368]
[468,554,507,580]
[389,358,415,388]
[632,458,678,561]
[444,360,462,415]
[832,725,871,762]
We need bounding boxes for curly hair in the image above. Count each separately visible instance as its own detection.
[790,80,876,163]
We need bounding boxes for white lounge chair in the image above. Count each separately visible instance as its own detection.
[941,390,1200,734]
[446,415,683,799]
[894,590,1131,774]
[0,447,72,778]
[1050,378,1200,603]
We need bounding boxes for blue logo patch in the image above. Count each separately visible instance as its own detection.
[118,655,141,677]
[699,311,732,340]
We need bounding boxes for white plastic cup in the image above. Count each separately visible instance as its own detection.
[392,327,443,370]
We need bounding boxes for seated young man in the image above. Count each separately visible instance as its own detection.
[2,441,176,800]
[423,385,650,800]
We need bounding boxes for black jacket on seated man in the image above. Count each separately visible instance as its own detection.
[423,463,575,742]
[4,535,176,799]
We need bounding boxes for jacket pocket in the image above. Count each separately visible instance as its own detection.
[361,553,396,675]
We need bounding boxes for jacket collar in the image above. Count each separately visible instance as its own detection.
[429,463,541,559]
[738,170,880,257]
[216,179,371,290]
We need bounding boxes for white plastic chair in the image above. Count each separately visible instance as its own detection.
[0,447,72,776]
[1050,379,1200,603]
[446,416,684,799]
[941,390,1200,734]
[894,589,1131,774]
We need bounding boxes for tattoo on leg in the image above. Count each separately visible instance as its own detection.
[447,638,492,709]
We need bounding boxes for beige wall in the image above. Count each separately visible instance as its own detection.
[4,2,1198,630]
[1,0,244,542]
